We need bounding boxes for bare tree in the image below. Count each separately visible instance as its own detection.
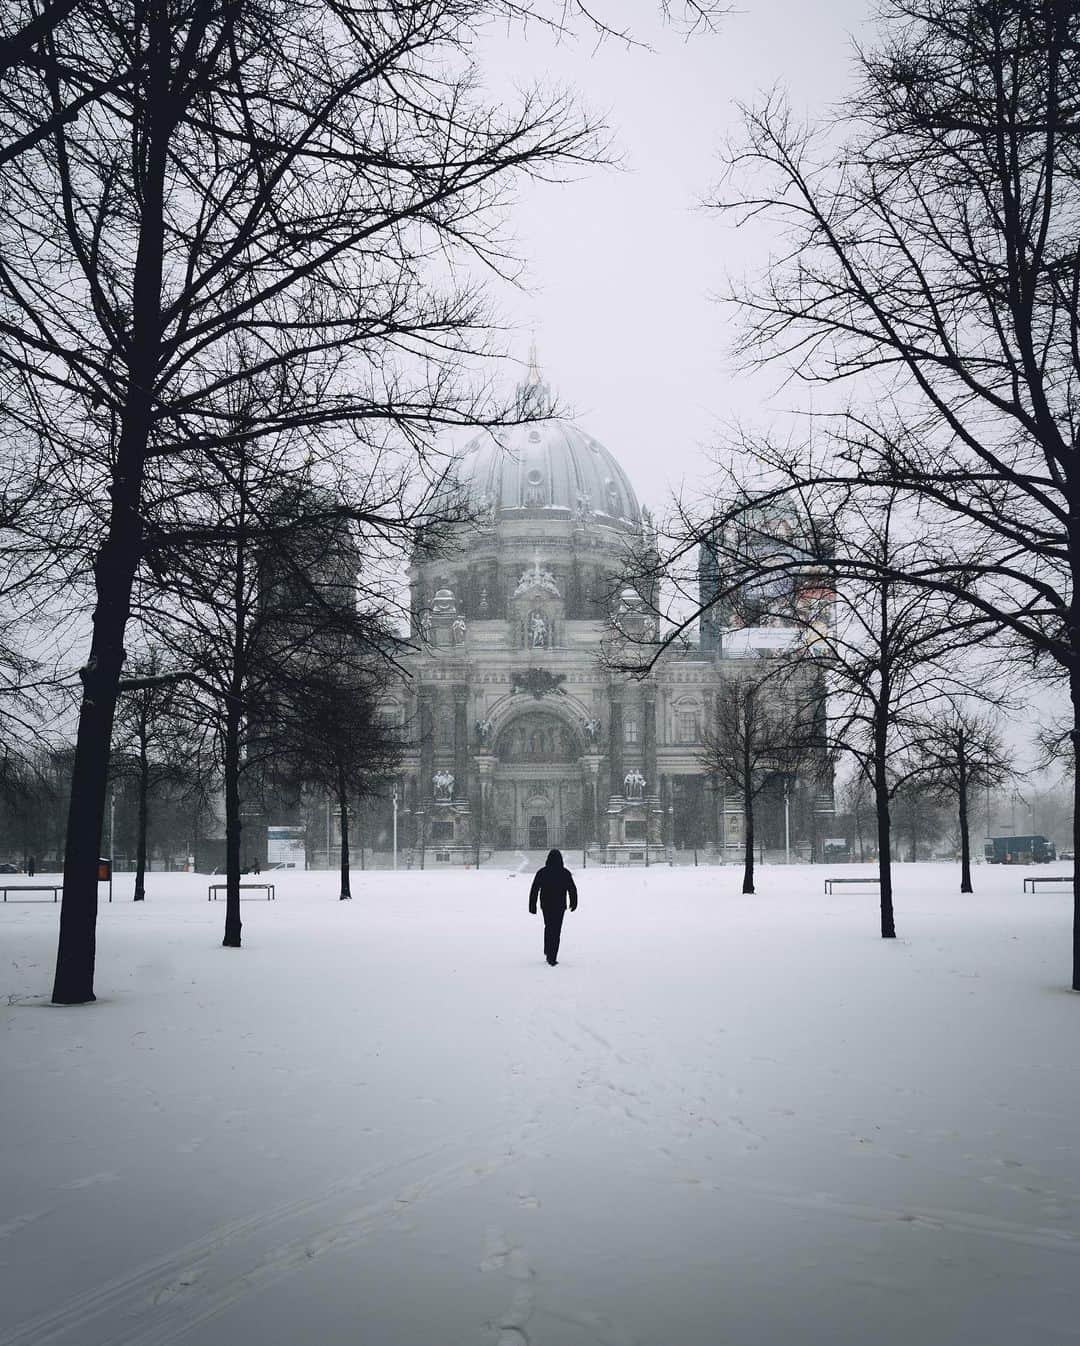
[890,775,947,862]
[837,769,874,862]
[271,655,404,899]
[699,654,816,894]
[704,0,1080,983]
[906,705,1015,891]
[110,647,186,901]
[142,424,403,944]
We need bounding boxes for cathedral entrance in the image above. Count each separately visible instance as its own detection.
[492,710,586,849]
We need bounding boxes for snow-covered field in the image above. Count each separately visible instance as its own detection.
[2,861,1078,1346]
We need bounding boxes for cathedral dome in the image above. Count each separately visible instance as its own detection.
[456,419,641,527]
[451,347,641,529]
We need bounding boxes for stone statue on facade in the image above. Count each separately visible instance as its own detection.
[623,768,646,800]
[432,770,455,801]
[514,561,560,599]
[529,610,547,648]
[582,716,601,746]
[451,615,466,645]
[474,717,493,748]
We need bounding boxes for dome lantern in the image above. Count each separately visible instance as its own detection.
[515,336,553,418]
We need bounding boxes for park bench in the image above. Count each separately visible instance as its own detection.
[207,883,275,902]
[1022,874,1073,893]
[1,884,61,902]
[824,876,881,894]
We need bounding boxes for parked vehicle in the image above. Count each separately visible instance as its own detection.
[983,835,1057,865]
[0,861,18,874]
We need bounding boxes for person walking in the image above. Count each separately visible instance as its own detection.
[528,848,577,966]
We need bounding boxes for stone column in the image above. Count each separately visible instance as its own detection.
[419,691,434,799]
[608,687,624,799]
[581,757,602,854]
[643,689,660,843]
[406,774,419,848]
[474,753,495,853]
[453,685,469,801]
[643,690,657,791]
[418,691,434,854]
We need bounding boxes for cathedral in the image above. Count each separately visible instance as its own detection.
[368,352,835,865]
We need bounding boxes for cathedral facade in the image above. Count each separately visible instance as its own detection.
[366,356,833,864]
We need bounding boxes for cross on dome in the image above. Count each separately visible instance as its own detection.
[515,335,553,417]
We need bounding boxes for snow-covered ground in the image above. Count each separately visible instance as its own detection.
[2,861,1078,1346]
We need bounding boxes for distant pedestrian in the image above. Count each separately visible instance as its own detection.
[27,855,35,877]
[251,857,260,875]
[528,848,577,966]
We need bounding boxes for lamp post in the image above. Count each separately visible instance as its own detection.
[392,784,398,871]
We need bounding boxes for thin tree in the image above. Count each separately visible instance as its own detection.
[890,775,946,863]
[700,655,814,894]
[838,770,873,862]
[109,647,189,900]
[272,657,404,900]
[908,706,1014,892]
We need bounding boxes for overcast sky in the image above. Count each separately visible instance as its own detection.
[476,0,874,514]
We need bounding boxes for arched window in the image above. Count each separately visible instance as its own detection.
[624,716,639,746]
[437,714,453,748]
[674,699,701,744]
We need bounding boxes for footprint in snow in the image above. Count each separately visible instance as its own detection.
[480,1226,510,1272]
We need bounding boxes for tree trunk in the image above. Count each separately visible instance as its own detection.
[51,581,134,1001]
[134,715,149,901]
[742,783,755,895]
[874,585,896,939]
[958,741,972,894]
[1071,673,1080,991]
[50,1,171,1002]
[338,767,351,899]
[222,697,243,947]
[874,768,895,937]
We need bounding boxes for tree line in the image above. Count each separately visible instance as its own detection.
[614,0,1080,986]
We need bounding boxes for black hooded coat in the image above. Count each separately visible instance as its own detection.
[528,849,578,914]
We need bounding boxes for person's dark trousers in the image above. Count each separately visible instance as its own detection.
[542,904,565,963]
